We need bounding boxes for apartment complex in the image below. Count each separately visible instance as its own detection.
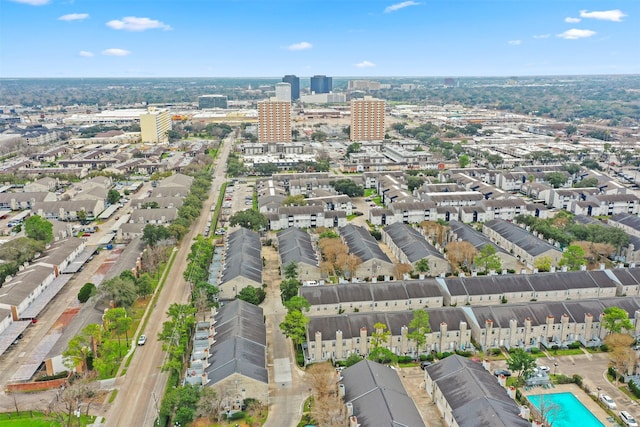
[257,100,291,143]
[139,107,172,143]
[350,96,385,142]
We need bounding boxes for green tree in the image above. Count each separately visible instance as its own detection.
[237,286,266,305]
[346,142,361,155]
[77,282,96,303]
[99,276,137,308]
[331,179,364,197]
[474,244,502,273]
[407,176,425,192]
[371,322,390,349]
[282,194,307,206]
[284,296,310,313]
[136,273,154,298]
[546,171,569,188]
[559,245,587,271]
[534,256,552,272]
[602,306,633,335]
[23,215,53,243]
[506,348,537,383]
[229,209,267,231]
[565,124,578,138]
[280,278,302,302]
[279,310,309,349]
[103,307,129,357]
[563,163,581,175]
[311,131,328,142]
[368,347,398,364]
[283,261,298,279]
[160,384,201,425]
[107,189,121,205]
[458,154,470,168]
[158,304,197,376]
[77,209,87,222]
[343,353,363,367]
[63,334,92,373]
[414,258,430,276]
[142,224,170,246]
[407,310,431,353]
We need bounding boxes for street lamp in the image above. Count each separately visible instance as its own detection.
[553,362,558,375]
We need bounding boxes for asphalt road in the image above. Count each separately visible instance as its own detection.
[104,136,233,427]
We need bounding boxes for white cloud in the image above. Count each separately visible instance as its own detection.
[79,51,94,57]
[533,34,550,39]
[508,40,522,46]
[102,48,131,56]
[59,13,89,21]
[384,1,420,13]
[287,41,313,51]
[355,60,376,68]
[106,16,172,31]
[557,29,596,40]
[8,0,49,5]
[565,17,581,23]
[580,9,626,22]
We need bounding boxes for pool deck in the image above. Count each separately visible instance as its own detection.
[523,384,612,426]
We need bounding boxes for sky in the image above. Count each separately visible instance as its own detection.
[1,0,639,78]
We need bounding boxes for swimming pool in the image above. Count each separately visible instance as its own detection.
[528,392,604,427]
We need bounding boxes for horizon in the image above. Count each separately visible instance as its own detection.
[2,0,639,78]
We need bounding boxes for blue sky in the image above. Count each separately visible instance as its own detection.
[1,0,638,77]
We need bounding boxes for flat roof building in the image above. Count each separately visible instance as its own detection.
[140,107,171,144]
[350,96,385,142]
[198,94,228,109]
[258,100,291,143]
[282,75,300,100]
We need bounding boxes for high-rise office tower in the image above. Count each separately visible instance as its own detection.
[275,82,292,102]
[350,96,385,142]
[282,75,300,100]
[140,107,172,143]
[258,100,291,143]
[310,75,332,94]
[198,94,228,109]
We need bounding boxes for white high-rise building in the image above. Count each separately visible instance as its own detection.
[275,82,292,102]
[140,107,172,143]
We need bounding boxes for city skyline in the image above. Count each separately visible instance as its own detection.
[1,0,638,78]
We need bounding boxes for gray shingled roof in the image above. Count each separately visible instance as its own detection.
[222,228,263,284]
[341,360,425,427]
[339,224,391,263]
[205,300,267,385]
[425,355,529,427]
[484,219,561,256]
[449,220,507,254]
[384,222,445,261]
[299,279,445,306]
[277,228,318,267]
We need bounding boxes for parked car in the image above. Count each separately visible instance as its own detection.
[599,394,617,409]
[537,365,550,373]
[494,369,512,377]
[620,411,638,427]
[420,361,433,370]
[137,335,147,346]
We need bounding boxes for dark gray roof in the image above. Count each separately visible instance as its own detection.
[339,224,392,263]
[277,228,318,267]
[299,279,445,305]
[484,219,560,256]
[205,300,267,385]
[610,213,640,231]
[425,355,529,427]
[448,220,507,254]
[383,223,445,261]
[574,215,640,248]
[222,228,262,284]
[341,360,425,427]
[445,269,619,297]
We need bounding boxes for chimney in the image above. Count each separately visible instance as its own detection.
[501,269,507,275]
[561,266,568,272]
[550,266,556,273]
[507,386,516,399]
[533,268,538,274]
[459,272,465,278]
[471,270,477,277]
[580,264,587,271]
[599,263,605,270]
[521,269,527,275]
[346,402,354,417]
[338,383,345,398]
[349,415,359,427]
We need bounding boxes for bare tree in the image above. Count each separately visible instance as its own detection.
[393,263,412,280]
[606,333,635,383]
[340,253,362,280]
[535,394,560,427]
[445,241,478,273]
[307,363,346,427]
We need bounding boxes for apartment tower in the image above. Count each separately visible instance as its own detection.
[140,107,172,143]
[350,96,385,142]
[275,82,292,102]
[258,100,291,143]
[282,75,300,100]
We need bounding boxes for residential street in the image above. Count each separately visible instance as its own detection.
[104,136,233,427]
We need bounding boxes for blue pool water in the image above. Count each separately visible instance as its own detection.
[529,392,604,427]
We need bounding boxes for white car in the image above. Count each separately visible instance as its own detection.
[537,365,550,373]
[620,411,638,427]
[599,394,617,409]
[137,335,147,346]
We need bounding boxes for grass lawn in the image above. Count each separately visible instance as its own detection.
[0,412,95,426]
[364,189,376,197]
[372,196,383,206]
[547,348,585,356]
